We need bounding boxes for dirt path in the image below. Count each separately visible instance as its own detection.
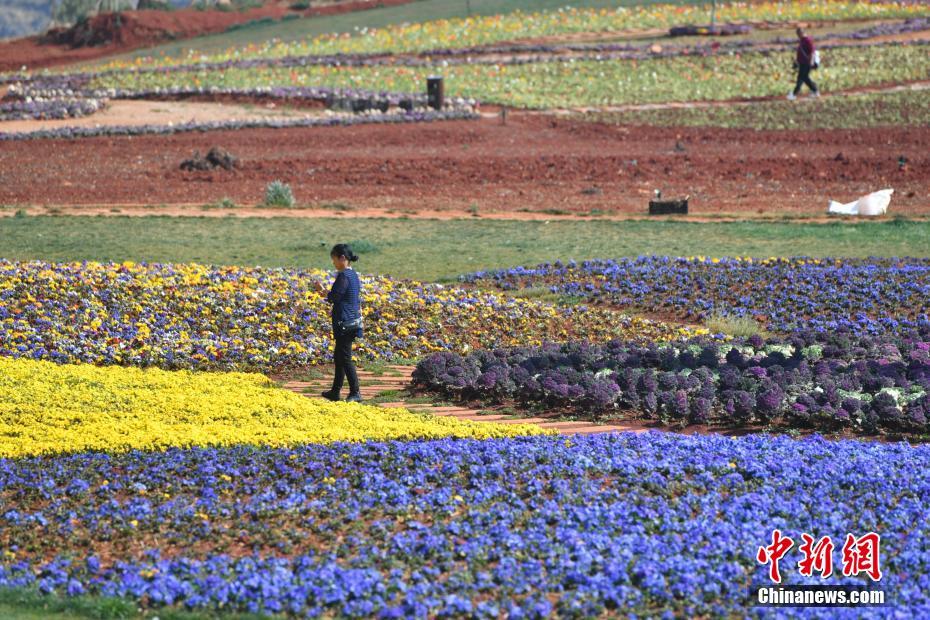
[282,365,649,435]
[1,113,927,216]
[8,203,927,224]
[0,99,323,134]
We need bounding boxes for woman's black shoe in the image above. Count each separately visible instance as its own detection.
[346,393,363,403]
[321,390,340,402]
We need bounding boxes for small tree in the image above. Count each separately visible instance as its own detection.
[51,0,137,27]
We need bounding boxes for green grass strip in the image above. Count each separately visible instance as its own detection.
[1,216,928,280]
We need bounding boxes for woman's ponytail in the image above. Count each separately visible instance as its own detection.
[331,243,359,263]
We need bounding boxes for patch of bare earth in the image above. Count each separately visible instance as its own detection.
[1,113,928,216]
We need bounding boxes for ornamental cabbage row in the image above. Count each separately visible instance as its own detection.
[413,328,930,436]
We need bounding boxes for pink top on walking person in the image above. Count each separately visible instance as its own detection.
[796,31,815,66]
[788,27,820,100]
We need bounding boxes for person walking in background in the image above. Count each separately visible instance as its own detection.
[788,26,819,100]
[313,244,364,403]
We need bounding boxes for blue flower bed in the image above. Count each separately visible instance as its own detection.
[1,434,927,617]
[413,328,930,435]
[462,257,930,336]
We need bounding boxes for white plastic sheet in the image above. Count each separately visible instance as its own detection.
[828,189,893,216]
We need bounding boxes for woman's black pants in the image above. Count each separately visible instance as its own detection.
[331,331,359,395]
[793,63,818,95]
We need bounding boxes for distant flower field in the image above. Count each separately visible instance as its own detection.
[463,256,930,335]
[83,42,930,108]
[82,1,930,71]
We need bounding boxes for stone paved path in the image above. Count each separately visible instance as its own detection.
[283,364,650,436]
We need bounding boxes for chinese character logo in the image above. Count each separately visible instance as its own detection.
[757,529,794,583]
[798,533,835,578]
[842,533,882,582]
[758,530,881,583]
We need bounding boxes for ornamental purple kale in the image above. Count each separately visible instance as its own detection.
[414,329,930,436]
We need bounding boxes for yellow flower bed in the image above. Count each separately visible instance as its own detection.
[0,357,550,458]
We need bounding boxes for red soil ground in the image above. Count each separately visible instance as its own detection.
[0,0,416,73]
[1,113,927,216]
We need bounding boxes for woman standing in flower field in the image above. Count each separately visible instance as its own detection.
[314,244,363,402]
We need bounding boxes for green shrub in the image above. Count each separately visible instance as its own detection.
[205,197,237,209]
[235,0,265,11]
[137,0,173,10]
[705,312,771,339]
[263,181,295,208]
[345,239,378,254]
[225,16,276,31]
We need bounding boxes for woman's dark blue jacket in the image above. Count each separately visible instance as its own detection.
[326,268,363,337]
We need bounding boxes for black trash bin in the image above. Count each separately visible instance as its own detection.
[427,76,444,111]
[648,198,689,215]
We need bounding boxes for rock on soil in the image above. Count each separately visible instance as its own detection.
[180,147,237,172]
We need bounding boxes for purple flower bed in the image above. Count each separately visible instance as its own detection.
[413,327,930,435]
[771,16,930,42]
[12,81,421,103]
[462,257,930,336]
[1,433,928,617]
[0,98,106,121]
[669,23,754,37]
[0,108,478,141]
